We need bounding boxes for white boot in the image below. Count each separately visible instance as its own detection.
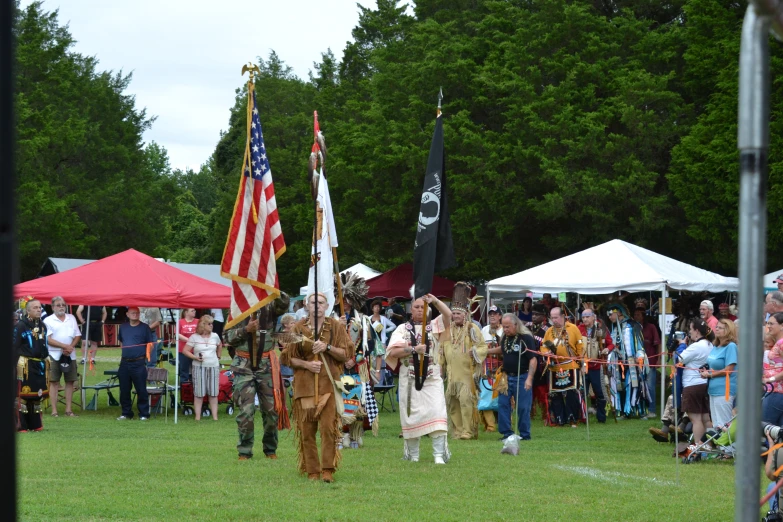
[403,437,420,462]
[341,432,350,450]
[432,434,450,464]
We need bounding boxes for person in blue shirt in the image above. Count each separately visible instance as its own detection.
[517,297,533,324]
[699,318,738,428]
[117,307,154,421]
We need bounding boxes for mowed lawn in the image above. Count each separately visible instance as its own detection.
[18,353,739,521]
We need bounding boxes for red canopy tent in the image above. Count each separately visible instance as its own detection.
[15,249,231,424]
[365,263,456,299]
[15,249,230,308]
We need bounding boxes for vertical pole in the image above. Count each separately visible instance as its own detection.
[80,307,91,408]
[736,5,769,521]
[1,0,18,516]
[174,309,180,424]
[660,288,667,418]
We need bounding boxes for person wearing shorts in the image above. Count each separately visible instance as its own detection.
[183,315,222,421]
[679,318,715,443]
[44,296,82,417]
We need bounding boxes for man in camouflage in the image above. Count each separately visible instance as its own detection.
[225,314,279,460]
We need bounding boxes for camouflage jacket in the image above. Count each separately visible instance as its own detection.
[224,317,275,355]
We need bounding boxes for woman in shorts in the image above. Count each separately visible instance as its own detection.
[679,318,714,443]
[183,315,222,421]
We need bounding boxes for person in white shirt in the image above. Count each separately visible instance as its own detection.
[44,296,82,417]
[293,300,308,321]
[183,315,223,421]
[211,308,226,339]
[679,318,715,443]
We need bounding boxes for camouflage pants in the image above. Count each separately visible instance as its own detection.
[232,355,278,457]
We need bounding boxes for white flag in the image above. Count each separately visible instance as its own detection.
[306,169,338,316]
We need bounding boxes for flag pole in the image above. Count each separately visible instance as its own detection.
[420,87,443,377]
[311,111,322,405]
[333,247,345,318]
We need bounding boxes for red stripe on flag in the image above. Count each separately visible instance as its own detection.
[222,179,248,273]
[232,281,251,313]
[237,178,263,278]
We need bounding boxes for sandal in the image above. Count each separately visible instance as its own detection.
[50,413,59,417]
[64,411,78,417]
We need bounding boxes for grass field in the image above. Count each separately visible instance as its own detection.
[17,351,742,521]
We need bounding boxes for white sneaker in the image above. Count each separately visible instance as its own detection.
[645,413,657,419]
[117,416,128,421]
[140,417,149,421]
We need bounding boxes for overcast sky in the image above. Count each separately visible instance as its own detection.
[23,0,379,171]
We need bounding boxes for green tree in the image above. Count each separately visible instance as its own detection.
[15,2,179,279]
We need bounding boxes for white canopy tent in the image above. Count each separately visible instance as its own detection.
[298,262,381,296]
[487,239,739,416]
[487,239,739,297]
[764,268,783,291]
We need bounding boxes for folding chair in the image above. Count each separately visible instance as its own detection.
[132,367,171,418]
[373,369,397,412]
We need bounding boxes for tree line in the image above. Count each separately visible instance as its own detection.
[15,0,783,296]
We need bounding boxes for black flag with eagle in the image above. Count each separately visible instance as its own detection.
[413,113,455,298]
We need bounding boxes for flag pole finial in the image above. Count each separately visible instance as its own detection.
[241,62,260,82]
[437,87,443,117]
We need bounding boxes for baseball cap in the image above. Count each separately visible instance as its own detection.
[774,273,783,283]
[488,305,500,314]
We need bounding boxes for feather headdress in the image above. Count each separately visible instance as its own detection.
[450,281,472,314]
[336,271,369,311]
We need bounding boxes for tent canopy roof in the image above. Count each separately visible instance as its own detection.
[298,263,382,296]
[39,256,230,287]
[488,239,739,295]
[17,249,231,308]
[366,263,456,299]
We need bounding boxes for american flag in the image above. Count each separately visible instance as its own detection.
[221,88,285,328]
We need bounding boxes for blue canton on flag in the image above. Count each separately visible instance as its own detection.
[246,102,269,180]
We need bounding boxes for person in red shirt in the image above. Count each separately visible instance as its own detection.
[177,308,198,383]
[633,306,661,419]
[577,308,613,423]
[718,302,737,321]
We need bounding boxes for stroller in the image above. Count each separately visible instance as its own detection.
[179,369,235,416]
[680,414,737,463]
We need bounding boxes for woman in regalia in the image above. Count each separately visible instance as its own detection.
[385,294,452,464]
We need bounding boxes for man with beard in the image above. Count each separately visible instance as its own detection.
[14,298,50,431]
[541,306,584,427]
[577,307,613,423]
[44,296,81,417]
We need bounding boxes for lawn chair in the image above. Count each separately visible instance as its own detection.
[132,367,172,419]
[374,368,397,413]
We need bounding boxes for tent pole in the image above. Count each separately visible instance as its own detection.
[486,289,491,317]
[174,309,180,424]
[80,307,90,409]
[736,5,769,520]
[660,288,667,418]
